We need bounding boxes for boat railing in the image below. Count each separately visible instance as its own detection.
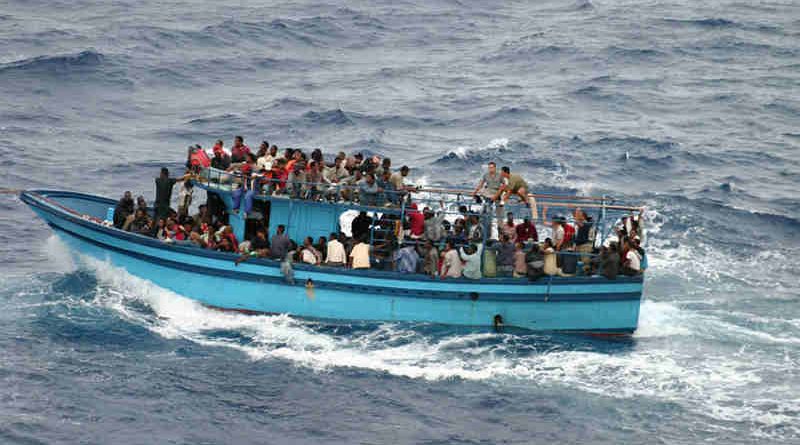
[192,166,646,251]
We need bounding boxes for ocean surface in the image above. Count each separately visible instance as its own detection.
[1,0,799,443]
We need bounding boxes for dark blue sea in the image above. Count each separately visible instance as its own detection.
[1,0,799,443]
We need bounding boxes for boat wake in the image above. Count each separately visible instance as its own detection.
[28,232,797,439]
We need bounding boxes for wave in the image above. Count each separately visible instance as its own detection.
[0,50,104,75]
[25,253,796,439]
[301,109,354,126]
[434,138,517,164]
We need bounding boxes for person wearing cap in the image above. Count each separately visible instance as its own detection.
[211,141,231,170]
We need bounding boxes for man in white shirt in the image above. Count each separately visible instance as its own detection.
[325,233,346,267]
[349,237,371,269]
[440,241,464,279]
[622,238,642,275]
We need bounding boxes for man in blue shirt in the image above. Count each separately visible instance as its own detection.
[394,242,420,274]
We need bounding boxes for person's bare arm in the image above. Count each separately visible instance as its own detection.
[472,179,485,196]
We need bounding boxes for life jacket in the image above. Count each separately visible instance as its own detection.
[190,149,211,169]
[563,223,575,245]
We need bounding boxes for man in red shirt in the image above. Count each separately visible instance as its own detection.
[230,135,251,163]
[515,217,538,243]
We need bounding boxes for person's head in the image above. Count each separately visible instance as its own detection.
[293,150,302,161]
[544,237,553,248]
[329,232,338,241]
[488,161,496,175]
[523,216,530,225]
[304,236,313,247]
[366,173,375,185]
[198,204,207,214]
[157,218,166,228]
[311,148,323,163]
[501,233,510,243]
[382,158,391,169]
[445,240,453,251]
[269,145,278,156]
[123,190,132,201]
[260,140,269,151]
[515,241,523,250]
[400,165,409,177]
[277,224,285,234]
[354,153,364,163]
[135,208,147,219]
[318,236,327,245]
[160,167,169,178]
[247,153,257,163]
[213,144,224,157]
[381,170,391,181]
[215,139,224,148]
[501,166,510,178]
[284,147,294,159]
[507,211,514,223]
[234,135,244,147]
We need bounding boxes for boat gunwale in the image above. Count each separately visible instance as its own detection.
[21,189,645,288]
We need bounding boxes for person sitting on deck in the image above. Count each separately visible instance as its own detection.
[423,203,446,242]
[621,237,642,276]
[420,239,439,278]
[301,237,322,265]
[377,170,397,206]
[230,135,251,164]
[515,216,538,244]
[325,233,346,267]
[440,241,464,279]
[286,161,307,199]
[256,141,276,171]
[542,238,558,276]
[407,203,425,239]
[493,234,515,277]
[460,243,483,280]
[250,228,271,258]
[113,191,135,229]
[270,224,290,261]
[349,236,371,269]
[525,244,546,281]
[500,212,517,243]
[124,208,153,236]
[513,242,527,278]
[357,173,383,206]
[394,242,420,274]
[390,165,412,197]
[601,243,620,280]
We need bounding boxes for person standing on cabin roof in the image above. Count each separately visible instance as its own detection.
[230,135,250,164]
[154,167,190,221]
[472,161,504,203]
[494,166,538,221]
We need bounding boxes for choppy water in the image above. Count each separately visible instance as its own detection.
[1,0,799,443]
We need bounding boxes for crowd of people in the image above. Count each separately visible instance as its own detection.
[111,136,646,281]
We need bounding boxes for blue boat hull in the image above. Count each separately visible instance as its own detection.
[21,190,643,333]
